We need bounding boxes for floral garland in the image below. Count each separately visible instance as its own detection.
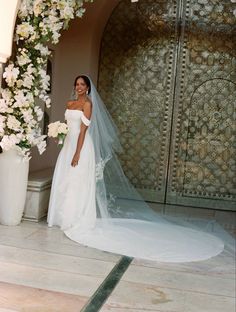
[0,0,92,159]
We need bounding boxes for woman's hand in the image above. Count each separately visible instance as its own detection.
[71,152,80,167]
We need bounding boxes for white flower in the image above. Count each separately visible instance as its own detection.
[3,64,20,87]
[22,72,34,89]
[34,88,40,96]
[37,138,47,154]
[33,0,44,16]
[13,90,29,108]
[22,108,34,124]
[0,115,6,135]
[7,115,21,131]
[42,96,51,108]
[1,90,14,113]
[16,22,35,39]
[26,64,36,75]
[76,8,86,18]
[60,5,74,19]
[18,0,33,18]
[16,79,24,88]
[0,99,8,113]
[48,121,68,138]
[0,134,20,151]
[48,121,60,138]
[58,122,69,134]
[16,147,32,161]
[17,53,31,66]
[39,69,50,91]
[34,106,44,121]
[34,43,51,56]
[1,89,12,103]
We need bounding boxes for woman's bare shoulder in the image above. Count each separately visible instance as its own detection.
[84,97,92,107]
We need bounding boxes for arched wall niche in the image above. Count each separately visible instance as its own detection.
[30,0,120,171]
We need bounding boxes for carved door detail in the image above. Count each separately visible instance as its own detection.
[98,0,236,210]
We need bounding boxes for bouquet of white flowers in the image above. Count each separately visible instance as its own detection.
[48,121,68,147]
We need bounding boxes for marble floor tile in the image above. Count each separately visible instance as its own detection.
[0,225,39,239]
[182,291,235,312]
[119,263,235,297]
[104,280,186,311]
[0,219,235,312]
[0,245,117,277]
[0,229,121,262]
[104,279,235,312]
[132,251,235,279]
[0,261,104,297]
[0,281,88,312]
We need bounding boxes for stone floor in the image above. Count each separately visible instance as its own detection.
[0,206,235,312]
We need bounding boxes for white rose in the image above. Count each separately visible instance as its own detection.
[58,123,68,134]
[16,22,34,39]
[48,121,60,137]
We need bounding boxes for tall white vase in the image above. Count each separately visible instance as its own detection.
[0,148,29,225]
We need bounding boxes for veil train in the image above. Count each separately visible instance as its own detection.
[64,77,234,263]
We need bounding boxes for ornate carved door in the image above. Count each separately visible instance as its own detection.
[98,0,236,210]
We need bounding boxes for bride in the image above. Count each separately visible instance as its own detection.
[47,75,226,263]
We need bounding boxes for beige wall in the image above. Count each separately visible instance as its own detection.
[30,0,120,172]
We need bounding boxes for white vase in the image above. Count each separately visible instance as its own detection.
[0,148,29,226]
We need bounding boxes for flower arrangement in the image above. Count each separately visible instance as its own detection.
[0,0,92,159]
[48,121,68,146]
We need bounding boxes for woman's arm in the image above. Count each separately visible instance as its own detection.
[71,100,92,167]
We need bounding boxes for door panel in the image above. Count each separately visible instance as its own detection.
[98,0,236,210]
[98,0,178,202]
[166,0,236,209]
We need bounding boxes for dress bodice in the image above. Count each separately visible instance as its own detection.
[65,109,91,133]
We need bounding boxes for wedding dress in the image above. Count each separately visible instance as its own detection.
[47,109,96,232]
[47,78,232,263]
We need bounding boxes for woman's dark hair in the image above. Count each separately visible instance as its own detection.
[74,75,91,94]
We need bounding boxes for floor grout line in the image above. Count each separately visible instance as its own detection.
[80,256,133,312]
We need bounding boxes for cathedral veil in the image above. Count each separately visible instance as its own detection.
[66,76,234,263]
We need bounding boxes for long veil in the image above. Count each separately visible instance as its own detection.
[65,77,234,263]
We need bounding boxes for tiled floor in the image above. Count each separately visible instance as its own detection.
[0,212,235,312]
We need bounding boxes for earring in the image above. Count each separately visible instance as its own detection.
[86,90,89,95]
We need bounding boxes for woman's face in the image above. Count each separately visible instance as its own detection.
[75,77,89,97]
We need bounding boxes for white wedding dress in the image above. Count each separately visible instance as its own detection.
[47,108,225,263]
[47,109,96,232]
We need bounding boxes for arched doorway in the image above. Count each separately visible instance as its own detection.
[98,0,236,210]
